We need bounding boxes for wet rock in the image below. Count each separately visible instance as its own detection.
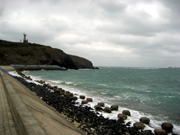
[64,91,70,98]
[104,107,112,113]
[80,95,85,99]
[133,122,145,130]
[61,89,65,93]
[86,98,93,102]
[69,93,73,97]
[142,130,154,135]
[73,96,78,100]
[98,102,104,107]
[111,105,118,111]
[82,100,88,104]
[58,88,62,91]
[94,105,103,112]
[59,91,64,95]
[154,129,166,135]
[161,122,173,133]
[122,110,131,116]
[117,114,127,120]
[140,117,150,124]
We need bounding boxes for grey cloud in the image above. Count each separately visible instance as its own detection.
[0,0,180,67]
[98,1,126,14]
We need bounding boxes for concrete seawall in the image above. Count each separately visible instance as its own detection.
[0,66,84,135]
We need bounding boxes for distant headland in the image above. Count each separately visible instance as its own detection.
[0,37,98,70]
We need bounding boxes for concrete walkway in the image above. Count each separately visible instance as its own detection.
[0,66,84,135]
[0,73,19,135]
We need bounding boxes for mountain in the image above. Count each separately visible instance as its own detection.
[0,39,96,69]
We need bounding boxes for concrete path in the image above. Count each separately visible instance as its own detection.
[0,66,84,135]
[0,74,19,135]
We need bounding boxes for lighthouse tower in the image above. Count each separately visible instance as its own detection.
[23,33,28,43]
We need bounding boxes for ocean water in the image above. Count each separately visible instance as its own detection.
[10,67,180,134]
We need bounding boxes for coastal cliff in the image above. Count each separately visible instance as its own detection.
[0,39,96,69]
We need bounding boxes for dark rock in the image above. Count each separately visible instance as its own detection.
[64,91,70,98]
[59,91,64,95]
[142,130,154,135]
[154,129,166,135]
[133,122,145,130]
[104,107,111,113]
[122,110,131,116]
[94,105,103,112]
[82,100,88,104]
[73,96,78,100]
[117,114,127,120]
[86,98,93,102]
[69,93,73,97]
[140,117,150,124]
[80,95,85,99]
[98,102,104,107]
[161,122,173,133]
[111,105,118,111]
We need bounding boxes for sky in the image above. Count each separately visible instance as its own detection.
[0,0,180,67]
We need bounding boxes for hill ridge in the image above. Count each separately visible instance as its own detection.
[0,39,96,69]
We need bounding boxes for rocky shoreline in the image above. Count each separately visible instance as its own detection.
[12,71,177,135]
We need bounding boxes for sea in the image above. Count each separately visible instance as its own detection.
[9,67,180,134]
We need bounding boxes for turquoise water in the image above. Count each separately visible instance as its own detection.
[21,67,180,133]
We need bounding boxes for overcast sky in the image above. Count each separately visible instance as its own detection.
[0,0,180,67]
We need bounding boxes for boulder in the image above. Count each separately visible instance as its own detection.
[82,100,88,104]
[98,102,105,107]
[64,91,70,98]
[111,105,118,111]
[140,117,150,124]
[154,129,166,135]
[73,96,78,100]
[61,89,65,93]
[94,105,103,112]
[58,88,62,91]
[161,122,173,133]
[80,95,85,99]
[86,98,93,102]
[133,122,145,130]
[53,86,58,89]
[59,91,64,95]
[104,107,112,113]
[122,110,131,116]
[69,93,73,97]
[117,114,127,120]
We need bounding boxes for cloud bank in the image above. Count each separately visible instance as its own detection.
[0,0,180,67]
